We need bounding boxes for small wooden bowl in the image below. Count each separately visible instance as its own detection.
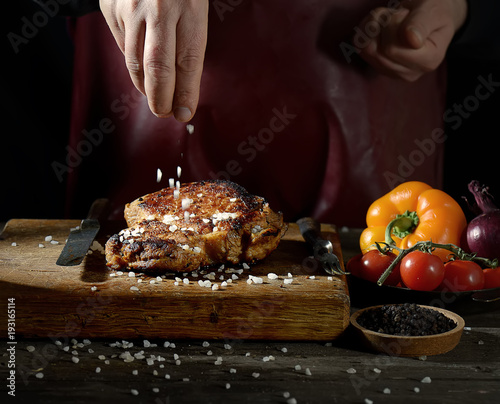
[350,304,465,357]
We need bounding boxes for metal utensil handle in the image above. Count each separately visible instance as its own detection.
[297,217,322,247]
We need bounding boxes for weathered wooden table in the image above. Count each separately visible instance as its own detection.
[1,228,499,404]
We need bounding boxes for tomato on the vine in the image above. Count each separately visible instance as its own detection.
[347,250,401,286]
[400,251,444,291]
[483,267,500,289]
[440,260,485,291]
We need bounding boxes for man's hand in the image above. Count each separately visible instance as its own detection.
[355,0,468,82]
[100,0,209,121]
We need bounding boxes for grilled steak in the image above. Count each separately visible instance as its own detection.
[105,180,287,272]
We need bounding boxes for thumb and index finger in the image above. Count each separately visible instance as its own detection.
[101,0,208,122]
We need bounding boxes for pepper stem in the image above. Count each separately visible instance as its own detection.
[384,210,419,245]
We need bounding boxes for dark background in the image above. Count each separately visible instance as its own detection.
[2,2,499,224]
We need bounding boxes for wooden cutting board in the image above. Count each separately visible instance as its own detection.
[0,219,349,340]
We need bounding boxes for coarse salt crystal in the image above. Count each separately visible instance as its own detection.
[11,242,17,247]
[373,368,381,373]
[156,168,162,183]
[294,365,301,371]
[346,368,356,374]
[225,383,231,389]
[38,244,45,248]
[283,279,293,285]
[421,376,432,384]
[252,372,260,378]
[45,235,53,242]
[95,367,101,373]
[90,286,97,292]
[131,389,139,396]
[242,263,250,270]
[212,284,219,291]
[414,387,420,393]
[130,286,139,291]
[383,388,391,394]
[50,240,59,245]
[177,166,182,178]
[35,372,44,379]
[71,356,79,363]
[128,271,135,277]
[305,368,312,376]
[267,273,278,280]
[186,124,194,134]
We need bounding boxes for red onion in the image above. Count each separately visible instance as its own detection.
[465,181,500,260]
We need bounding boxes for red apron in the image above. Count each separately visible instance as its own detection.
[66,0,446,227]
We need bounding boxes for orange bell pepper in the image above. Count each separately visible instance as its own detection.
[360,181,467,261]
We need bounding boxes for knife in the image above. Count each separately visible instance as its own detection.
[56,198,109,266]
[297,217,347,276]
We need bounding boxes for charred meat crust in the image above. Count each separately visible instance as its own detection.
[105,180,287,273]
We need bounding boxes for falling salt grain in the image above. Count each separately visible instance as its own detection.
[294,365,301,371]
[225,383,231,390]
[186,124,194,134]
[11,242,17,247]
[71,357,79,364]
[27,346,35,352]
[286,398,297,404]
[35,372,44,379]
[130,286,139,291]
[165,374,171,379]
[90,286,97,292]
[156,168,162,183]
[421,376,432,384]
[346,368,356,374]
[252,372,260,378]
[177,166,182,178]
[267,273,278,280]
[283,279,293,285]
[373,368,381,374]
[45,235,53,242]
[305,368,312,376]
[364,399,373,404]
[283,392,290,398]
[38,244,45,248]
[383,387,391,394]
[414,387,420,393]
[131,389,139,396]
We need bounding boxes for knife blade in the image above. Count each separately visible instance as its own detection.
[297,217,347,276]
[56,198,109,266]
